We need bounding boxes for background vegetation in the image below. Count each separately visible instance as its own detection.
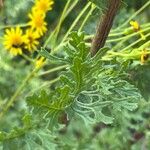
[0,0,150,149]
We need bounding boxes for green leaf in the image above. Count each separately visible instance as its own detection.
[1,129,57,150]
[22,113,32,128]
[92,47,110,62]
[39,49,67,64]
[69,32,85,47]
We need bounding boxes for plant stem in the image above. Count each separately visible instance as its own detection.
[53,2,91,54]
[78,4,96,32]
[21,53,34,62]
[0,63,67,118]
[43,0,76,48]
[29,77,60,94]
[0,0,77,117]
[64,0,79,19]
[91,0,121,57]
[114,1,150,31]
[63,2,91,42]
[0,23,28,30]
[50,0,71,39]
[112,27,150,50]
[0,69,36,119]
[38,65,68,76]
[85,22,150,40]
[139,41,150,49]
[121,32,150,51]
[107,26,150,43]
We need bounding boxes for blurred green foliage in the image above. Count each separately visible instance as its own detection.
[0,0,150,150]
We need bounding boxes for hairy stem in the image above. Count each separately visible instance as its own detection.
[91,0,121,56]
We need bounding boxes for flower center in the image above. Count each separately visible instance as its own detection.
[12,36,22,47]
[28,36,34,44]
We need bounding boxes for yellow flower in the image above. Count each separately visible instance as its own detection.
[130,20,146,40]
[3,27,24,55]
[33,0,54,13]
[28,10,47,36]
[130,21,140,30]
[35,57,45,69]
[24,29,40,52]
[141,49,149,65]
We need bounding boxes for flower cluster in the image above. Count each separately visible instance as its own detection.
[129,20,149,64]
[3,0,54,56]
